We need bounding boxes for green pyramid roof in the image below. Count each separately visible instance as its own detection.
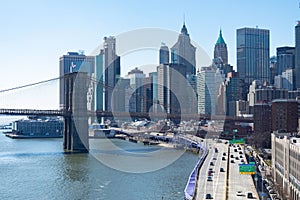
[216,29,226,45]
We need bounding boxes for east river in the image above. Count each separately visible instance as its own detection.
[0,124,199,199]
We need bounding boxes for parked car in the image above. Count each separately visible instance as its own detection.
[220,168,225,172]
[231,160,235,163]
[205,194,213,199]
[210,162,214,166]
[207,176,213,181]
[222,157,226,161]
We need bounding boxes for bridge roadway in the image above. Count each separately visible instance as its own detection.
[192,139,258,200]
[0,108,253,122]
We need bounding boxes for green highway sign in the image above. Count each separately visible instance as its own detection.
[239,164,255,175]
[229,138,245,144]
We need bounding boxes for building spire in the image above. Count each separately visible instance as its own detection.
[180,15,189,36]
[216,28,226,45]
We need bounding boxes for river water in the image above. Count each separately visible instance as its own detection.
[0,126,199,200]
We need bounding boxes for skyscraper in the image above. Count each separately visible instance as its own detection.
[237,27,270,85]
[159,43,169,64]
[276,47,295,76]
[171,23,196,75]
[197,67,218,115]
[214,29,228,65]
[125,67,145,112]
[295,21,300,89]
[225,72,242,116]
[95,50,104,114]
[103,36,121,112]
[59,51,95,109]
[157,63,189,117]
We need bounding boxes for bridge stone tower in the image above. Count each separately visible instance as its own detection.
[63,72,89,152]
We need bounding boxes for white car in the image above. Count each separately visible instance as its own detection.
[236,191,244,196]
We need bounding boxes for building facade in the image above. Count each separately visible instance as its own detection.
[237,27,270,85]
[159,43,169,65]
[225,72,242,116]
[276,46,295,76]
[295,22,300,89]
[197,66,218,115]
[103,36,121,112]
[271,132,300,200]
[271,99,298,133]
[59,52,95,109]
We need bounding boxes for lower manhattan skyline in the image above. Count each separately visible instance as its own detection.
[0,0,299,109]
[2,1,300,200]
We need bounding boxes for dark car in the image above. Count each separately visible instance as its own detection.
[207,176,213,181]
[230,155,234,158]
[220,168,225,172]
[247,192,253,198]
[234,149,238,152]
[222,157,226,161]
[210,162,214,166]
[205,194,213,199]
[223,152,226,156]
[231,160,235,163]
[239,151,243,154]
[235,156,239,160]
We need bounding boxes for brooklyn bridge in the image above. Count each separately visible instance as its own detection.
[0,72,253,152]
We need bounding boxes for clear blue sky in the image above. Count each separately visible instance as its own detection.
[0,0,299,109]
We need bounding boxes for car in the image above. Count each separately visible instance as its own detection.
[241,159,244,163]
[266,186,272,191]
[223,152,226,156]
[234,149,238,152]
[207,176,213,181]
[239,151,243,154]
[231,160,235,163]
[213,157,217,160]
[269,189,276,194]
[236,191,244,196]
[205,194,213,199]
[240,155,243,158]
[209,168,213,171]
[222,157,226,161]
[220,168,225,172]
[247,192,253,198]
[235,156,239,160]
[210,162,214,166]
[230,155,234,158]
[238,147,241,150]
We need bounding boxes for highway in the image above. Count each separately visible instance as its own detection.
[193,139,259,199]
[195,139,228,200]
[227,144,259,199]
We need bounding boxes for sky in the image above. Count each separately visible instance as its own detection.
[0,0,299,109]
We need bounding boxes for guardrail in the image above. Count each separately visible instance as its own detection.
[183,138,208,200]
